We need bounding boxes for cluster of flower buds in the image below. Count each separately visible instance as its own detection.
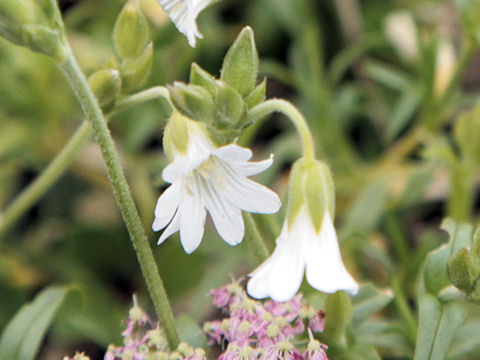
[0,0,68,62]
[204,282,328,360]
[165,26,265,148]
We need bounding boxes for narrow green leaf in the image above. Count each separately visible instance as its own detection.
[0,286,70,360]
[414,294,442,360]
[351,284,393,328]
[386,86,420,140]
[430,302,465,359]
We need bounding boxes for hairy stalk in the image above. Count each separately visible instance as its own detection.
[59,53,179,349]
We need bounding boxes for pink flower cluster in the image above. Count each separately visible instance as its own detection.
[204,283,328,360]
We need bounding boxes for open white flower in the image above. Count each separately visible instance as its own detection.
[247,206,358,302]
[156,0,212,47]
[153,120,281,253]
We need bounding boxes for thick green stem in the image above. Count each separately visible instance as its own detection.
[59,53,179,349]
[243,213,270,263]
[0,122,91,241]
[246,99,316,161]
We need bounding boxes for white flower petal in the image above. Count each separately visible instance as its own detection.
[153,183,181,231]
[248,225,305,302]
[158,209,181,245]
[218,168,281,214]
[157,0,211,47]
[305,212,359,294]
[235,154,274,177]
[179,177,206,253]
[201,177,244,246]
[213,144,253,162]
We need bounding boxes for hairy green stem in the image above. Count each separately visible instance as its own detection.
[114,86,170,114]
[59,53,179,349]
[0,122,91,241]
[247,99,316,161]
[243,213,270,263]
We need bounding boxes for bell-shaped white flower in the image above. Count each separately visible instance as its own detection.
[153,119,281,253]
[156,0,212,47]
[247,206,358,302]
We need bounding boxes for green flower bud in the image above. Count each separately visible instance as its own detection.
[0,0,34,31]
[189,63,217,97]
[22,24,68,63]
[168,83,215,124]
[121,41,153,93]
[447,248,480,292]
[214,81,246,129]
[88,69,121,113]
[37,0,65,34]
[323,291,352,343]
[220,26,259,98]
[114,0,150,59]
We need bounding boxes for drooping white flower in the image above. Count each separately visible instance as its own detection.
[247,206,358,302]
[153,119,281,253]
[156,0,212,47]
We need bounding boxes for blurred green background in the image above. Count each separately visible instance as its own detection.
[0,0,479,358]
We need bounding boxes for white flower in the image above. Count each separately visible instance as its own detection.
[247,206,358,302]
[156,0,212,47]
[153,121,281,253]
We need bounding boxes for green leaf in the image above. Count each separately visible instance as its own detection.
[414,295,465,360]
[0,286,70,360]
[351,284,393,328]
[386,85,420,140]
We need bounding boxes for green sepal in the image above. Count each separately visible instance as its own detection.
[286,159,308,228]
[306,161,335,232]
[245,78,266,109]
[163,112,190,159]
[214,81,246,129]
[189,63,217,97]
[100,55,120,71]
[88,69,121,113]
[0,0,34,28]
[323,291,353,343]
[168,83,215,124]
[206,126,241,146]
[113,0,150,60]
[447,248,480,293]
[220,26,259,98]
[22,24,68,63]
[120,41,153,93]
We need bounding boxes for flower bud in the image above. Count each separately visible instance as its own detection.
[168,83,215,124]
[113,0,150,60]
[384,11,418,63]
[433,40,456,99]
[88,69,121,113]
[0,0,35,45]
[121,41,153,93]
[220,26,259,98]
[447,248,480,292]
[22,24,68,63]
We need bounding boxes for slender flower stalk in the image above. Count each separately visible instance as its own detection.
[0,122,91,241]
[58,51,180,349]
[0,86,172,244]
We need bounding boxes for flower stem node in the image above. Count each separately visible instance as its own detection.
[247,158,359,302]
[114,0,150,60]
[0,0,68,62]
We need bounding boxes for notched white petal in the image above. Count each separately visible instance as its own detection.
[179,178,206,253]
[235,154,274,177]
[158,210,181,245]
[153,183,181,231]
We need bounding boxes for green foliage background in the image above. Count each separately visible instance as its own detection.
[0,0,479,358]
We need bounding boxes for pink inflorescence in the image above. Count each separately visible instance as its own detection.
[204,283,328,360]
